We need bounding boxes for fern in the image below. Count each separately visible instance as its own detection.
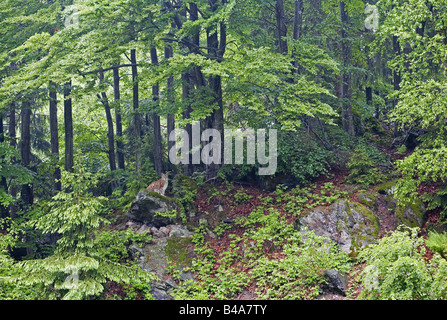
[8,165,156,300]
[426,231,447,259]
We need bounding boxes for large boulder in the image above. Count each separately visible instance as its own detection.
[127,191,179,228]
[298,200,380,253]
[128,222,195,300]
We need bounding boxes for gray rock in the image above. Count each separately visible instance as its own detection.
[299,200,380,253]
[127,191,178,227]
[324,270,348,296]
[134,233,195,300]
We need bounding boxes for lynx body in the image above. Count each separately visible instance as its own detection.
[146,173,169,196]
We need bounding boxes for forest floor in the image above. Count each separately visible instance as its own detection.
[114,142,441,300]
[187,145,439,300]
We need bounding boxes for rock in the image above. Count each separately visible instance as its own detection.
[137,224,151,235]
[299,200,380,253]
[150,224,193,239]
[356,191,378,210]
[129,244,144,260]
[375,181,396,196]
[133,230,195,300]
[168,225,194,238]
[395,199,426,228]
[324,270,348,296]
[127,191,179,228]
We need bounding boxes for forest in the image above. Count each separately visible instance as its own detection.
[1,0,447,301]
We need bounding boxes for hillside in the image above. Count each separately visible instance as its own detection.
[1,0,447,302]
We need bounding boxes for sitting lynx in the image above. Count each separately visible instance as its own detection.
[146,173,169,196]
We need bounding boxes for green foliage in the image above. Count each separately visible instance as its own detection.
[0,218,40,299]
[7,165,156,300]
[396,145,407,156]
[421,184,447,223]
[233,188,253,205]
[175,197,352,300]
[378,1,447,204]
[0,142,33,197]
[346,145,386,187]
[252,230,351,299]
[358,226,447,300]
[425,231,447,260]
[277,130,334,185]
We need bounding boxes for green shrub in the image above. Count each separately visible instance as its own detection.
[7,166,156,300]
[358,226,447,300]
[425,230,447,259]
[346,146,386,187]
[277,130,334,185]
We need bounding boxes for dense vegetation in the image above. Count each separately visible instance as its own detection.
[1,0,447,300]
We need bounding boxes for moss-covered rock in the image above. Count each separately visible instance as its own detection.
[375,180,397,195]
[127,191,179,227]
[299,200,380,254]
[165,236,194,267]
[356,191,378,209]
[395,199,426,228]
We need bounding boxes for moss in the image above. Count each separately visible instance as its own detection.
[375,180,398,195]
[356,191,378,209]
[165,236,194,267]
[350,202,380,239]
[395,198,426,228]
[145,191,169,201]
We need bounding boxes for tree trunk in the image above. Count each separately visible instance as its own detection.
[0,112,7,218]
[131,49,141,175]
[8,104,17,219]
[49,81,61,191]
[99,69,117,173]
[20,101,33,207]
[150,46,163,176]
[64,81,74,172]
[181,4,198,177]
[276,0,288,55]
[291,0,304,75]
[182,71,194,177]
[339,1,355,136]
[113,65,125,170]
[392,36,401,137]
[204,0,226,181]
[165,41,176,173]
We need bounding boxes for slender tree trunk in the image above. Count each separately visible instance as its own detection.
[0,112,7,218]
[99,70,117,173]
[131,49,141,175]
[150,46,163,176]
[291,0,304,75]
[204,0,226,181]
[339,1,355,136]
[64,81,74,173]
[113,65,125,171]
[20,101,33,206]
[8,104,17,219]
[182,71,194,177]
[276,0,288,55]
[49,81,61,191]
[392,36,401,137]
[181,5,197,177]
[165,41,176,172]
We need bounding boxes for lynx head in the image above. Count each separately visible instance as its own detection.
[161,173,168,181]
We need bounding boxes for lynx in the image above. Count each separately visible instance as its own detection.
[146,173,169,196]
